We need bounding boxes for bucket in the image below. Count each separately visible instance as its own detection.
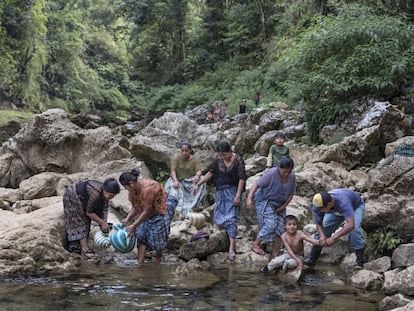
[93,223,113,249]
[187,212,206,229]
[94,230,111,248]
[109,223,136,253]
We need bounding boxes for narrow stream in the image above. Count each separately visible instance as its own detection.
[0,258,383,311]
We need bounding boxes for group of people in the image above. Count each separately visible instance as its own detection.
[63,169,177,263]
[257,132,366,272]
[63,131,366,272]
[238,92,260,115]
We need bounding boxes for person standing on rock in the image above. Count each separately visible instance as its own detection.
[119,169,177,265]
[193,140,246,261]
[247,156,296,258]
[63,178,120,258]
[304,189,366,270]
[255,91,260,106]
[239,99,247,114]
[164,140,206,217]
[266,131,290,168]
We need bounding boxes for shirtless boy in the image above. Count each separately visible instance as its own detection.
[261,215,321,273]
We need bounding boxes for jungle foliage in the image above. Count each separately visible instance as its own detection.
[0,0,413,141]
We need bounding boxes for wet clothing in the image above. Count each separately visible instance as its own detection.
[135,194,177,251]
[208,153,246,239]
[63,180,108,252]
[310,188,365,251]
[267,250,303,271]
[254,167,296,242]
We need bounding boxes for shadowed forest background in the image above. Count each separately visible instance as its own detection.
[0,0,413,141]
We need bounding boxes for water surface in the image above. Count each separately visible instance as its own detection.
[0,260,383,311]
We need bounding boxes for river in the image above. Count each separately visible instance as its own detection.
[0,256,384,311]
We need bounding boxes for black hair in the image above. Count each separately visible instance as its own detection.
[216,140,232,152]
[119,169,141,186]
[318,191,332,208]
[279,156,294,169]
[180,140,194,154]
[284,214,298,225]
[274,131,286,139]
[103,178,120,194]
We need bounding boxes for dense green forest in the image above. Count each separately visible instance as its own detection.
[0,0,413,140]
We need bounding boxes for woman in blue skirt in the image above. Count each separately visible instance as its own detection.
[193,141,246,261]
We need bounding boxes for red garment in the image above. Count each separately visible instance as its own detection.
[129,179,167,216]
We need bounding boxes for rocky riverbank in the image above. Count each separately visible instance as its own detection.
[0,100,413,310]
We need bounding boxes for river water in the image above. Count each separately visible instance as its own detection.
[0,256,383,311]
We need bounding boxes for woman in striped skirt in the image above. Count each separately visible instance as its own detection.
[193,140,246,261]
[63,178,120,258]
[119,169,177,265]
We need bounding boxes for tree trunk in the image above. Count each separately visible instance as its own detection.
[255,0,266,38]
[314,0,327,15]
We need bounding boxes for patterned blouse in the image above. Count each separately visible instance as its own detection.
[208,153,247,191]
[84,180,107,215]
[128,179,167,217]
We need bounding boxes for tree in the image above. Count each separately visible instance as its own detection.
[282,3,414,141]
[0,0,47,110]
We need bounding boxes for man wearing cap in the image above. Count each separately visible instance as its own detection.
[304,188,365,269]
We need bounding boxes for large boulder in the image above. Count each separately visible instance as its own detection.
[0,109,132,187]
[178,231,229,261]
[19,172,63,200]
[368,137,414,198]
[0,197,79,276]
[130,112,220,173]
[363,137,414,241]
[315,101,411,169]
[383,266,414,296]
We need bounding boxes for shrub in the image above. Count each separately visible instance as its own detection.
[279,3,414,141]
[366,224,401,256]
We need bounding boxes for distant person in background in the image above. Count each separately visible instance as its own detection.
[63,178,120,258]
[205,111,214,124]
[267,131,290,168]
[165,141,206,217]
[255,92,261,106]
[120,169,177,264]
[247,156,296,258]
[193,140,246,261]
[239,99,247,114]
[214,107,222,123]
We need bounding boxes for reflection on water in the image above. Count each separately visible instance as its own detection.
[0,261,383,311]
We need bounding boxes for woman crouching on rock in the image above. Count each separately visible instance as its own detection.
[63,178,120,258]
[119,169,177,264]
